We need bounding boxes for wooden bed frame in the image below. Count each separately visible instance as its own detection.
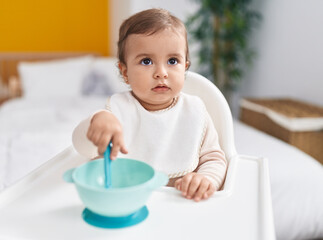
[0,52,100,97]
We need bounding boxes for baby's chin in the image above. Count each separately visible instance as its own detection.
[140,98,176,111]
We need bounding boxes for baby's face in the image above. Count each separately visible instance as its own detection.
[119,28,188,111]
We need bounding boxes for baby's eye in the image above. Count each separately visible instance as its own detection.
[168,58,178,65]
[141,58,152,65]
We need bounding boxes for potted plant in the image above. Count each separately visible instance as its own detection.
[186,0,261,104]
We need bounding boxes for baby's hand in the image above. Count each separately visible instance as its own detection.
[87,111,128,159]
[174,173,215,202]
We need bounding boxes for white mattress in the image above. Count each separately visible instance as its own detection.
[234,120,323,240]
[0,96,106,190]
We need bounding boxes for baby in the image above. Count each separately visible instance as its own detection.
[73,8,227,202]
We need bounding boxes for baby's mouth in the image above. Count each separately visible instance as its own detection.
[152,85,170,92]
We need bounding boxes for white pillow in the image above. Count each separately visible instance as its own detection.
[90,57,129,93]
[18,56,94,98]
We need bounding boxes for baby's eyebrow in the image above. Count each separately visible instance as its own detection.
[134,53,153,59]
[167,53,184,59]
[134,53,184,60]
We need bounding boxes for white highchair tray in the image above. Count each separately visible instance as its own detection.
[0,147,275,240]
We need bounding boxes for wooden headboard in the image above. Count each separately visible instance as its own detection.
[0,52,100,97]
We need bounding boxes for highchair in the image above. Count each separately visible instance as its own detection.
[183,71,238,196]
[0,70,275,240]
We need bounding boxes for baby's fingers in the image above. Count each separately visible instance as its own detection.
[203,183,216,200]
[110,134,128,160]
[193,179,209,202]
[187,174,207,199]
[110,144,120,160]
[87,127,108,149]
[86,128,99,144]
[174,178,182,191]
[179,174,194,197]
[97,135,111,156]
[120,145,128,154]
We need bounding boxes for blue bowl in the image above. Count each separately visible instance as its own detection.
[63,158,168,217]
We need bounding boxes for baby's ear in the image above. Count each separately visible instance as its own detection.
[118,62,129,83]
[185,60,191,70]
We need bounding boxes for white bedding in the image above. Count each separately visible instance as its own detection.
[0,56,125,189]
[0,96,106,190]
[234,121,323,240]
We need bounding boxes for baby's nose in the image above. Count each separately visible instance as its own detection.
[153,65,168,79]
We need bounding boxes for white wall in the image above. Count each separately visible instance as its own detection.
[237,0,323,115]
[110,0,323,118]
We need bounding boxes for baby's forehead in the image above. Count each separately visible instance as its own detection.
[149,26,185,36]
[128,28,185,45]
[126,31,186,54]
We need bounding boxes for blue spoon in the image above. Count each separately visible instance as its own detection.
[103,144,112,188]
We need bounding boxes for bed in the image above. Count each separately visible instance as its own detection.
[0,53,322,240]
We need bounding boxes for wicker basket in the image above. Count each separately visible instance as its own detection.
[240,98,323,164]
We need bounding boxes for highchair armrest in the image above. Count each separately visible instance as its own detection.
[154,154,275,240]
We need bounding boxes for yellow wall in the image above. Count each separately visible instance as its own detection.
[0,0,109,56]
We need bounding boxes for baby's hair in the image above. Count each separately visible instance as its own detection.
[118,8,190,68]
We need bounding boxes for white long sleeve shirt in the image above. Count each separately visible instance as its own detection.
[72,91,227,190]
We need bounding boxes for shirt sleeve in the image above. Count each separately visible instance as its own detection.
[72,97,111,159]
[195,112,227,191]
